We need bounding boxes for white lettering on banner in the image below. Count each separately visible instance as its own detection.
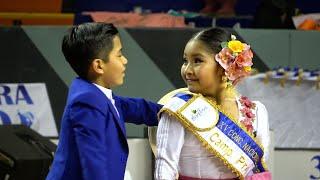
[0,83,58,136]
[217,121,230,132]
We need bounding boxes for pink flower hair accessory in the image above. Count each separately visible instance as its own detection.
[215,35,254,85]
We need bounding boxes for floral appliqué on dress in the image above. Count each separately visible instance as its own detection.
[239,96,256,136]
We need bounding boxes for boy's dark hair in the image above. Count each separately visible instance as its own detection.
[62,23,119,79]
[191,27,231,54]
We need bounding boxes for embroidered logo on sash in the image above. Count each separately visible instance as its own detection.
[179,97,219,131]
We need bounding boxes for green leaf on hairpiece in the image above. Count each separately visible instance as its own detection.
[221,42,228,48]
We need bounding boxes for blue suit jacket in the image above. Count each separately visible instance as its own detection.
[46,78,161,180]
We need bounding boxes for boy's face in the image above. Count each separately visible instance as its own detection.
[100,35,128,88]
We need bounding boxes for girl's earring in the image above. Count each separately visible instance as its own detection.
[221,76,228,88]
[222,76,228,83]
[221,75,236,97]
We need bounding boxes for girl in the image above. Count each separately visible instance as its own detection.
[153,28,271,180]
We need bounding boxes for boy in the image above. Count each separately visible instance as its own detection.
[46,23,161,180]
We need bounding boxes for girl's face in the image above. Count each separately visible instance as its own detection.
[181,39,223,97]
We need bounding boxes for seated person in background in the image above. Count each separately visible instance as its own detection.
[200,0,237,15]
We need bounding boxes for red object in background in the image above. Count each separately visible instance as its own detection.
[0,0,62,13]
[293,13,320,31]
[0,0,73,25]
[298,18,317,30]
[86,12,186,28]
[0,13,74,26]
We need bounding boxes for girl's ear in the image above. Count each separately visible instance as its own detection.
[216,65,225,79]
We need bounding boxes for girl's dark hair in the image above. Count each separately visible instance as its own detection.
[191,27,231,54]
[62,23,118,79]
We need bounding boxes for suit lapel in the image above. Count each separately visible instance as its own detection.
[105,96,127,137]
[70,78,127,138]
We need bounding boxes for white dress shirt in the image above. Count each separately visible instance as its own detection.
[93,83,119,117]
[155,97,270,180]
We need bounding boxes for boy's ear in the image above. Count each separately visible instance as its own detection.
[91,58,105,74]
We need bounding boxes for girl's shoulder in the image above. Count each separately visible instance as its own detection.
[159,88,194,110]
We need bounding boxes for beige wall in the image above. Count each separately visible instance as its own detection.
[274,150,320,180]
[126,139,153,180]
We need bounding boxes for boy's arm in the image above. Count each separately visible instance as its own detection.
[70,102,109,180]
[115,96,162,126]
